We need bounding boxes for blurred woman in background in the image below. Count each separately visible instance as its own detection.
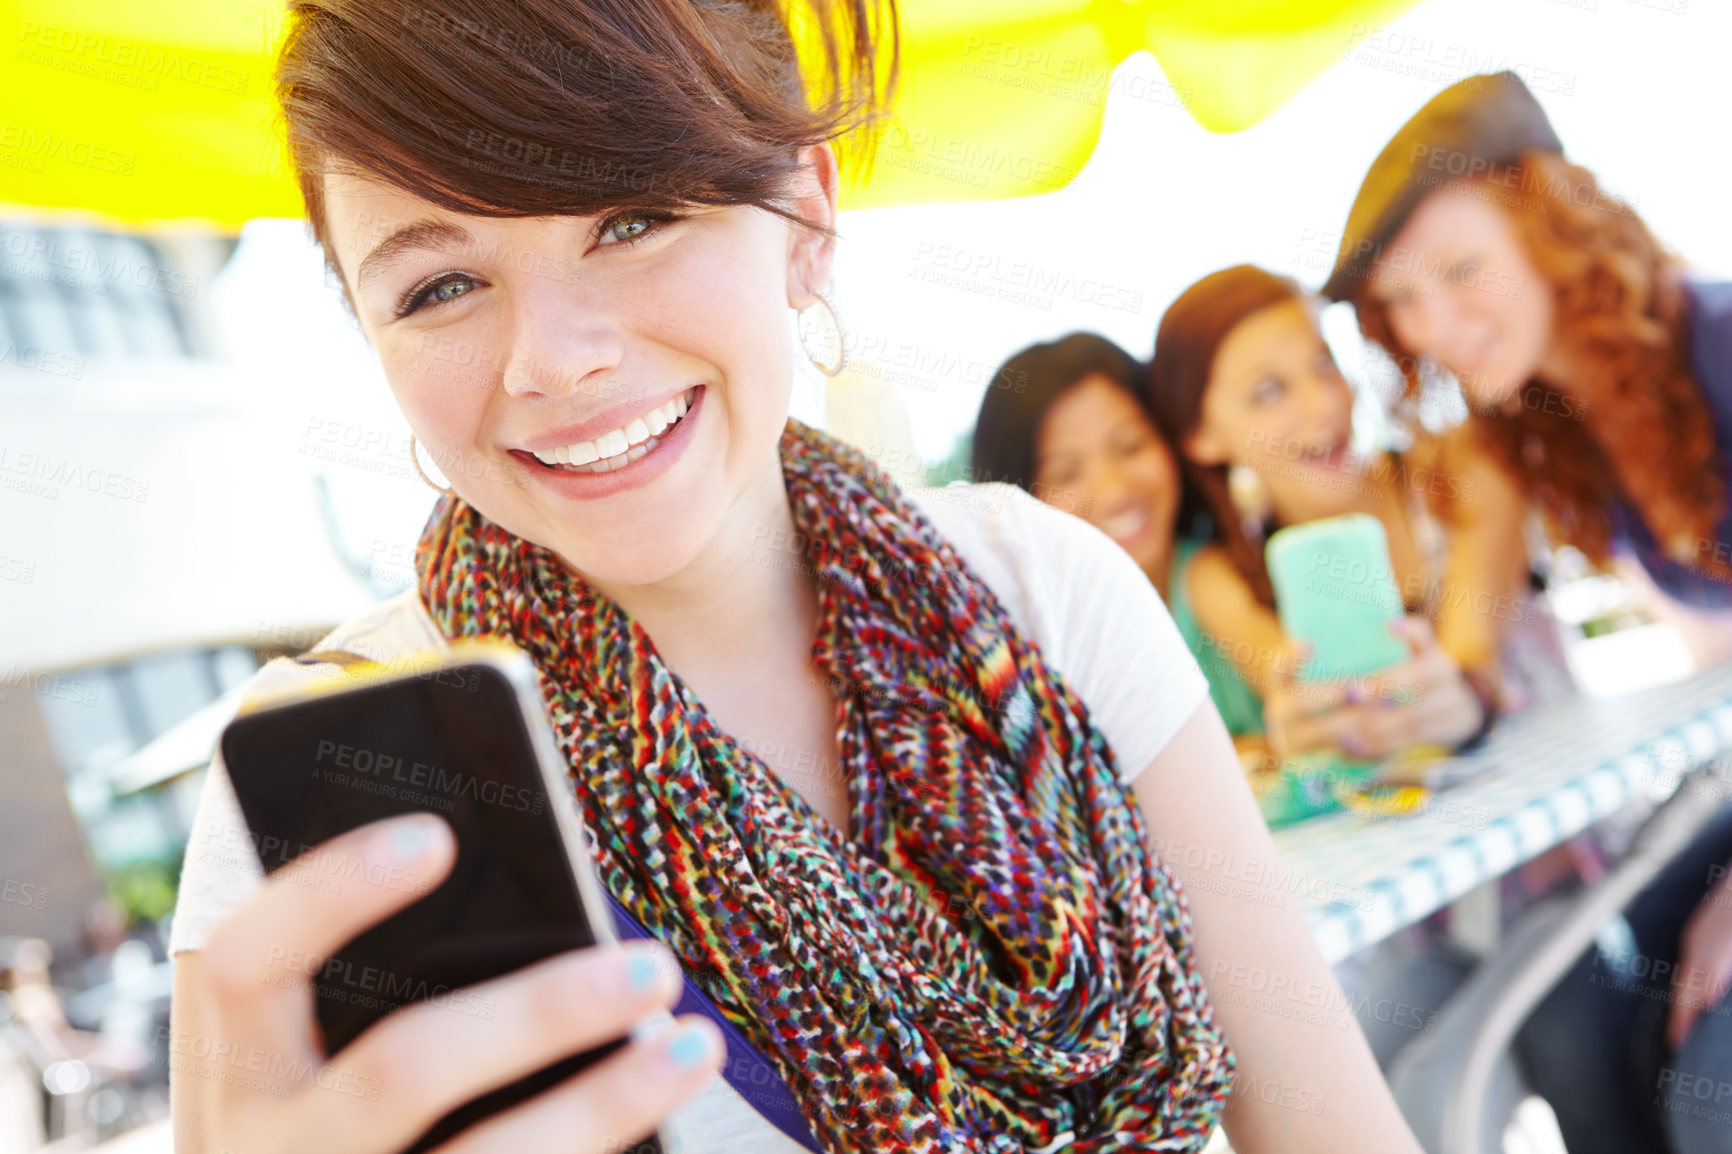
[1327,69,1732,664]
[1144,264,1528,766]
[1326,68,1732,1154]
[970,333,1266,748]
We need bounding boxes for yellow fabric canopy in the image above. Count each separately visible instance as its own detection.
[0,0,1421,230]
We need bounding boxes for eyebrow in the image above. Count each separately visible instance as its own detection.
[355,219,477,293]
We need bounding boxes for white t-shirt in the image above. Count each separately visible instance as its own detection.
[168,481,1209,1152]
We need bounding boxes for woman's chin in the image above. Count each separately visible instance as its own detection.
[573,518,727,584]
[1454,363,1531,413]
[479,500,711,590]
[1122,527,1177,576]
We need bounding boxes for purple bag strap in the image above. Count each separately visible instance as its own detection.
[602,889,824,1152]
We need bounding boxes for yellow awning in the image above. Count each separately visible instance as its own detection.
[0,0,1421,230]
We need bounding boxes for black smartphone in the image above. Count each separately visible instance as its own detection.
[219,639,668,1154]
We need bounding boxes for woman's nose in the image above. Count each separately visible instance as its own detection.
[499,296,628,401]
[1402,292,1458,362]
[1089,460,1134,512]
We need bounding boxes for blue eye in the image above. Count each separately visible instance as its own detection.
[596,209,682,247]
[601,215,653,244]
[396,273,479,318]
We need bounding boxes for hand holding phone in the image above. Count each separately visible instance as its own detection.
[190,640,724,1154]
[187,812,723,1154]
[1265,513,1408,682]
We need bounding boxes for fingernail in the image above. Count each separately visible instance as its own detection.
[387,816,440,861]
[665,1022,720,1070]
[628,952,661,993]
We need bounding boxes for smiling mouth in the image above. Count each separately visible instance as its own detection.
[1300,439,1350,471]
[527,386,698,474]
[1100,508,1150,543]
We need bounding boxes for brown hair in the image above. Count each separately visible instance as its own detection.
[1145,264,1307,608]
[275,0,900,310]
[1352,151,1731,579]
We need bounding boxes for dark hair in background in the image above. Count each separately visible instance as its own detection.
[1145,264,1307,608]
[970,333,1168,515]
[275,0,901,311]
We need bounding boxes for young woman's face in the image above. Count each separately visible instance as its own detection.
[1185,299,1357,503]
[1366,182,1556,408]
[1031,375,1180,575]
[318,148,836,588]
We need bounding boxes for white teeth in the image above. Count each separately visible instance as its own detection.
[595,428,628,458]
[528,388,698,472]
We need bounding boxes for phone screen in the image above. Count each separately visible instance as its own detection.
[220,659,661,1154]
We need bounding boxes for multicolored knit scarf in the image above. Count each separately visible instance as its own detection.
[414,417,1234,1152]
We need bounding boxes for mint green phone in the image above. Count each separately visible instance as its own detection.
[1265,513,1408,682]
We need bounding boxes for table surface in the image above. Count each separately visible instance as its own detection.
[1270,660,1732,965]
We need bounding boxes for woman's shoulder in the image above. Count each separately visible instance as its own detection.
[1686,278,1732,410]
[904,480,1155,625]
[239,588,447,704]
[904,480,1122,573]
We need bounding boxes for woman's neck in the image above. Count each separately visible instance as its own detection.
[582,450,819,682]
[1265,457,1390,529]
[1141,541,1174,601]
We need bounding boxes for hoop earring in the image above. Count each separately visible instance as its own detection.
[797,287,846,377]
[1227,463,1273,542]
[408,433,454,496]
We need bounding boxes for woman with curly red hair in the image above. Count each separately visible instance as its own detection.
[1327,70,1732,1154]
[1327,71,1732,641]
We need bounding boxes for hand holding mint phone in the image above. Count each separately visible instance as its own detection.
[1255,514,1407,826]
[1265,513,1409,682]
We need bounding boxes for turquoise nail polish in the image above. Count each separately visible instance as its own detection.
[391,821,430,861]
[667,1027,714,1069]
[628,954,660,993]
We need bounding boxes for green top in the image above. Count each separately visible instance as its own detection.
[1166,539,1266,737]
